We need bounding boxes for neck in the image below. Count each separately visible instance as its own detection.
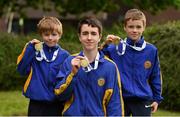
[134,36,142,43]
[83,49,98,63]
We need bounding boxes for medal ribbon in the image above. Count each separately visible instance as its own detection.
[82,52,100,72]
[35,47,59,62]
[116,38,146,56]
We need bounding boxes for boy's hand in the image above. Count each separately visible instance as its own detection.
[30,39,40,44]
[106,34,121,45]
[151,101,158,113]
[99,34,121,50]
[30,39,43,51]
[71,56,87,74]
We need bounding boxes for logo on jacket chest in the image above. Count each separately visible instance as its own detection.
[144,60,152,69]
[97,78,105,86]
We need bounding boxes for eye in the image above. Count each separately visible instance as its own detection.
[82,31,89,35]
[91,32,97,36]
[52,33,58,36]
[136,25,142,29]
[128,25,134,29]
[43,33,50,36]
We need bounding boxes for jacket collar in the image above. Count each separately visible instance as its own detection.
[43,43,60,51]
[126,36,145,47]
[78,51,105,63]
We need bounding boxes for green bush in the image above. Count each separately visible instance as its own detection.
[0,21,179,111]
[144,21,180,111]
[0,33,27,90]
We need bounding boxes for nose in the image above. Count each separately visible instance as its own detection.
[48,35,53,40]
[132,27,138,32]
[87,34,92,40]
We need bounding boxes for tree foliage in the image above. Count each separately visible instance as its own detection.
[118,0,180,14]
[0,0,179,18]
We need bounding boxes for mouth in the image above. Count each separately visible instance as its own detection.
[86,42,94,45]
[131,34,138,36]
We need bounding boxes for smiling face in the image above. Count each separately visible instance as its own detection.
[79,24,101,51]
[124,19,145,42]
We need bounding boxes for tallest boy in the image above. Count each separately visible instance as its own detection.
[101,9,163,116]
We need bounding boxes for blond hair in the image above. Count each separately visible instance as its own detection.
[124,9,146,27]
[37,16,63,35]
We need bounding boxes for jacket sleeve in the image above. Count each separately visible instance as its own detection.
[17,43,35,75]
[106,64,124,116]
[101,44,111,57]
[54,56,76,101]
[149,50,163,104]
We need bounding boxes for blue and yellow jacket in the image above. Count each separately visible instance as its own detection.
[54,51,124,116]
[102,37,163,103]
[17,42,69,101]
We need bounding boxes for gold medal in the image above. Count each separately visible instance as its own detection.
[80,59,89,67]
[35,42,43,51]
[113,37,120,45]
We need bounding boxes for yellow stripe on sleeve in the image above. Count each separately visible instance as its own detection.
[102,89,113,116]
[17,43,28,65]
[23,67,33,93]
[54,72,74,95]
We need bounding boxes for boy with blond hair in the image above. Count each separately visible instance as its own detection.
[101,9,163,116]
[17,16,69,116]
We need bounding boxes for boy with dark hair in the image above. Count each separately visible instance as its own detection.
[54,17,124,116]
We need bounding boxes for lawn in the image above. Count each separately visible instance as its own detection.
[0,91,180,116]
[0,91,28,116]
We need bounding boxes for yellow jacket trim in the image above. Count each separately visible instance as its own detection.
[104,56,124,116]
[115,64,124,116]
[54,72,74,95]
[102,89,113,116]
[23,67,33,93]
[17,43,28,65]
[62,94,74,115]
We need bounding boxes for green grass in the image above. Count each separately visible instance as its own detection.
[0,91,28,116]
[153,109,180,116]
[0,91,180,116]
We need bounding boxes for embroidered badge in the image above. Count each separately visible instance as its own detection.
[144,60,152,69]
[98,78,105,86]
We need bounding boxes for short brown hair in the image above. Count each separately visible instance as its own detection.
[124,9,146,27]
[37,16,63,35]
[78,16,102,35]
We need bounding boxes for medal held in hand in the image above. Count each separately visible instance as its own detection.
[113,37,120,45]
[35,42,43,51]
[80,59,89,68]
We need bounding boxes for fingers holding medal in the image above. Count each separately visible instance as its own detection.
[106,35,121,45]
[71,56,89,74]
[72,56,89,68]
[30,39,43,51]
[35,42,43,51]
[80,59,89,68]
